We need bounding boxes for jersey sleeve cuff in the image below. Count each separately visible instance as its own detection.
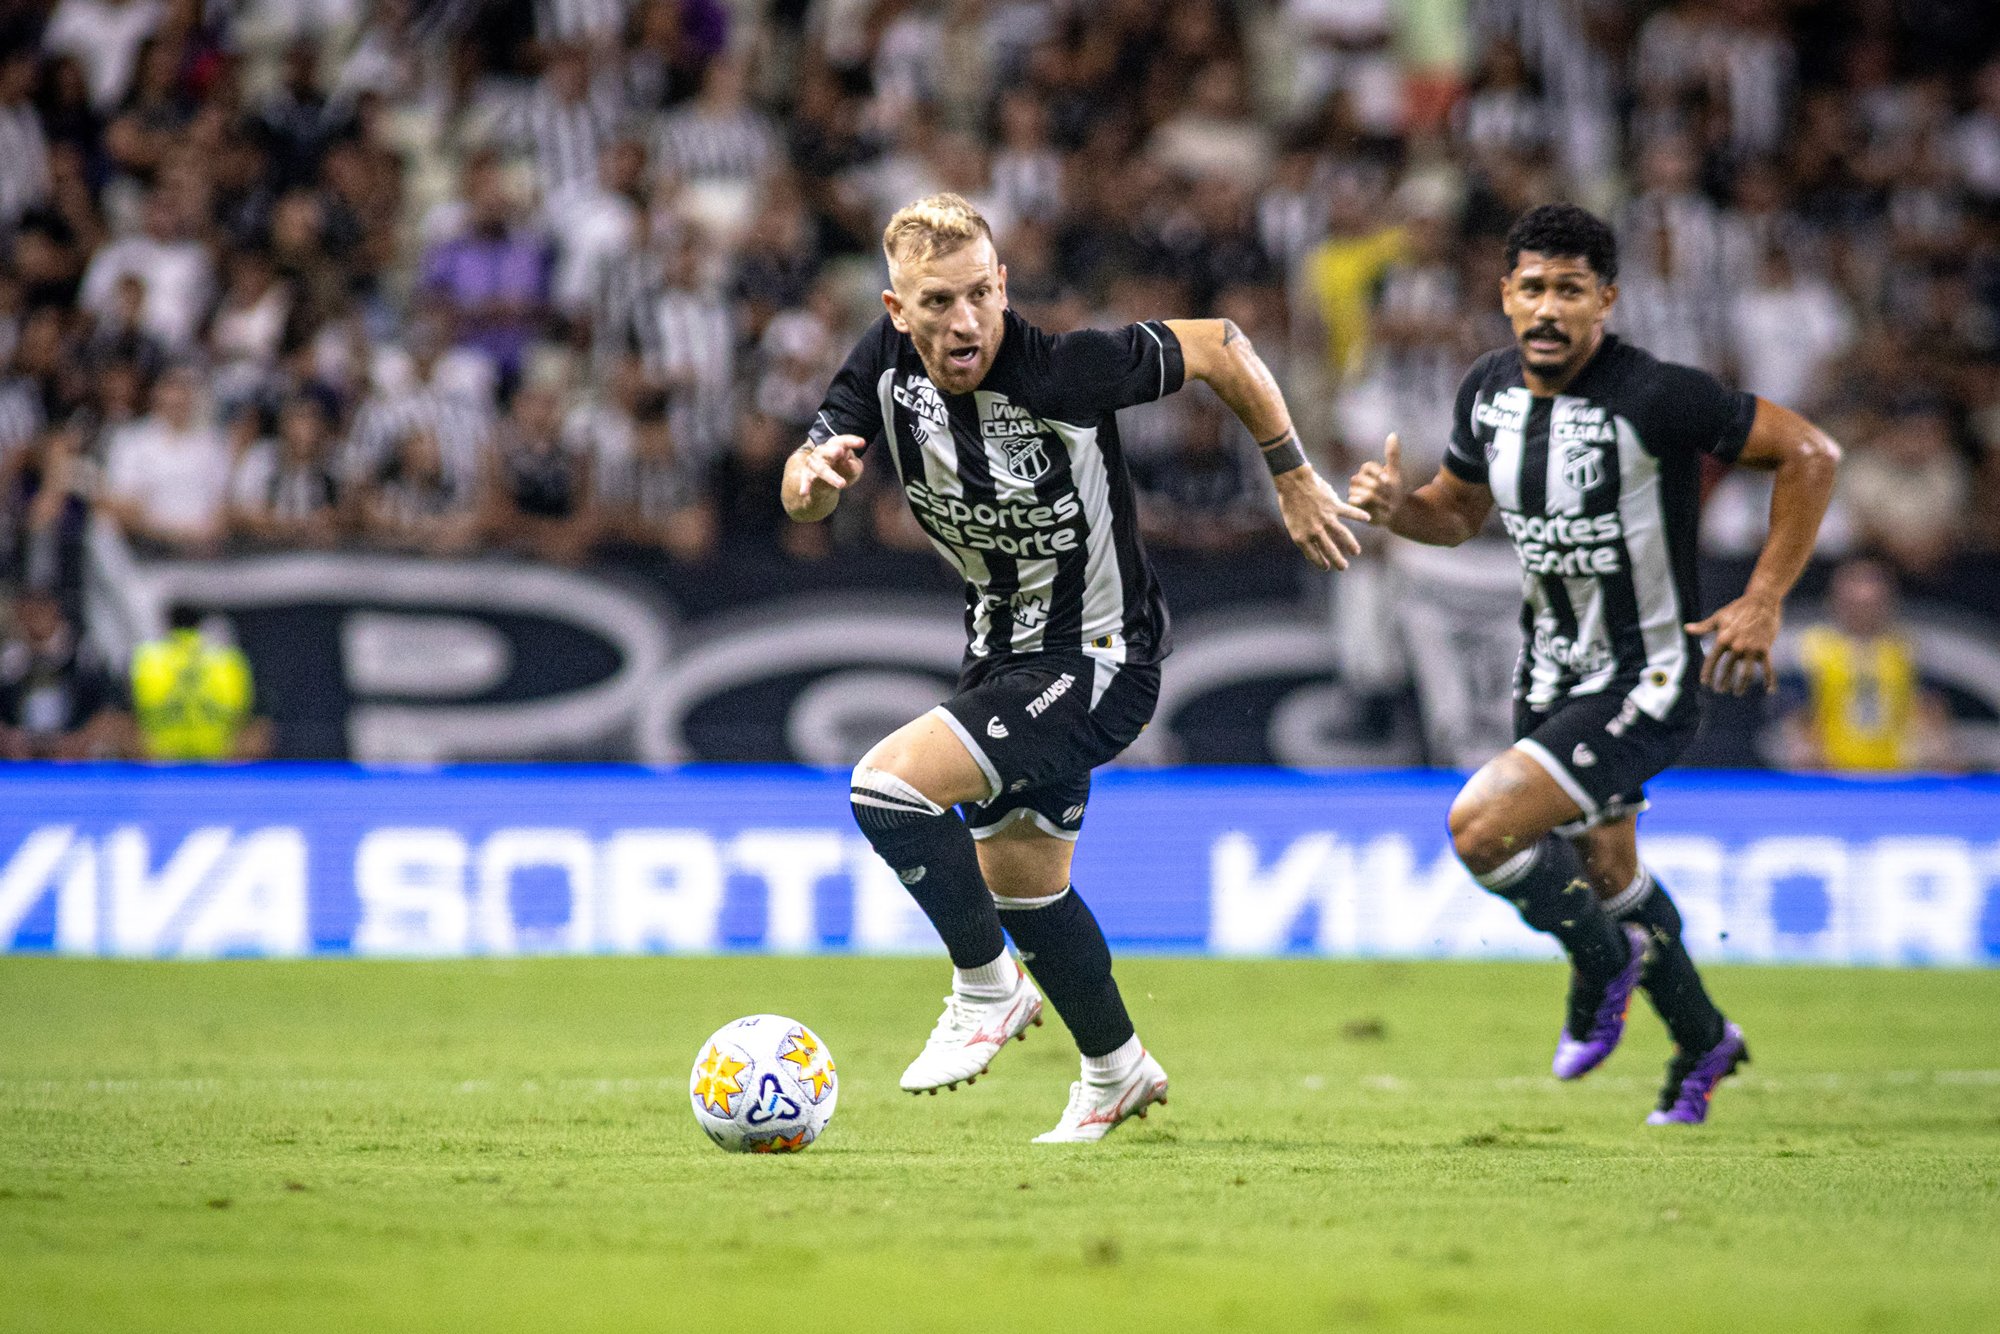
[807,411,871,452]
[1441,450,1487,485]
[1152,321,1186,397]
[1711,391,1757,463]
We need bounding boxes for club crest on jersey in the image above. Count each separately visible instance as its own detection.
[983,401,1054,480]
[1560,442,1606,494]
[1000,434,1052,481]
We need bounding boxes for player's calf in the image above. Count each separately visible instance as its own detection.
[1603,869,1728,1058]
[850,764,1006,969]
[1458,819,1632,989]
[1453,792,1640,1074]
[996,884,1135,1060]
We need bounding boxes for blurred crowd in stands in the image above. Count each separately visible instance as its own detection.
[1,0,1998,762]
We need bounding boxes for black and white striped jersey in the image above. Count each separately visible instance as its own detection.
[809,310,1183,665]
[1443,335,1756,718]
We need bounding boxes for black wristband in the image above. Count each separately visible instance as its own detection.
[1260,432,1307,477]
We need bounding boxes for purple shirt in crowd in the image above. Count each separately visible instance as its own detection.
[418,231,551,375]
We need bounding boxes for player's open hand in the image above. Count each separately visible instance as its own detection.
[1687,594,1782,695]
[1346,433,1405,525]
[1275,467,1368,572]
[797,435,865,501]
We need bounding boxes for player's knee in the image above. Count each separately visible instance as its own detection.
[1447,795,1524,876]
[848,763,944,838]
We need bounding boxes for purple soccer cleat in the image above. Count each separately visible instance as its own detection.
[1647,1022,1750,1125]
[1551,923,1651,1080]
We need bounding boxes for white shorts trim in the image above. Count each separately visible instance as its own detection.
[929,704,1001,802]
[992,884,1072,910]
[1513,737,1598,822]
[1085,638,1127,708]
[1554,795,1651,838]
[966,805,1080,843]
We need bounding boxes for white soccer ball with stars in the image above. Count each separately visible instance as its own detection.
[689,1015,839,1153]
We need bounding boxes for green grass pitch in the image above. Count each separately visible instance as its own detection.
[3,956,1998,1332]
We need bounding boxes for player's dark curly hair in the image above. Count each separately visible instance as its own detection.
[1504,203,1618,283]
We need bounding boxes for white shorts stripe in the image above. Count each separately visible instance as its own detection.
[1513,737,1599,821]
[929,705,1002,802]
[991,884,1074,909]
[967,805,1081,843]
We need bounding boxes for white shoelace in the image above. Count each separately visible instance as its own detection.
[927,994,980,1044]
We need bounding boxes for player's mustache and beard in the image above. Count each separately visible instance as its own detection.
[1522,324,1570,352]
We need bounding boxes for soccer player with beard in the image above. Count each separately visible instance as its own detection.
[786,193,1368,1141]
[1347,204,1841,1124]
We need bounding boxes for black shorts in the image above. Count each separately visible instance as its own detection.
[934,651,1160,841]
[1512,692,1698,834]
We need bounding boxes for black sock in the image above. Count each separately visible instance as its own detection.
[1473,833,1630,983]
[997,886,1134,1059]
[1611,872,1727,1054]
[850,768,1004,969]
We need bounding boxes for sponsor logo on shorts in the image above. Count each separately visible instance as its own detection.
[1024,672,1077,719]
[1062,803,1087,824]
[987,716,1009,739]
[899,866,927,884]
[1572,742,1597,768]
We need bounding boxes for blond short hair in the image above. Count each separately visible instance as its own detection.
[882,193,994,269]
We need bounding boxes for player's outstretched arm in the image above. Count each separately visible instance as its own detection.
[782,435,866,524]
[1687,398,1841,695]
[1346,433,1494,546]
[1163,317,1367,572]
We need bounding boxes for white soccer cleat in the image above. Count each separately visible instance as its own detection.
[898,968,1045,1094]
[1032,1051,1169,1144]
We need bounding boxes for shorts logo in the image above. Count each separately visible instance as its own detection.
[986,716,1010,739]
[1061,803,1087,824]
[1024,672,1077,719]
[1572,742,1597,768]
[899,866,927,884]
[1008,779,1030,793]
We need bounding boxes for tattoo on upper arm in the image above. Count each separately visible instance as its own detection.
[1220,320,1243,348]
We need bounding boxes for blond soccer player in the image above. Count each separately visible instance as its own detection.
[784,193,1365,1142]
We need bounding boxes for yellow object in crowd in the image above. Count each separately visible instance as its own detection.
[1304,225,1405,380]
[131,628,255,761]
[1797,625,1919,771]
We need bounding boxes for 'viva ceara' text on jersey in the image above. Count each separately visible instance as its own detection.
[1443,335,1756,719]
[809,309,1183,664]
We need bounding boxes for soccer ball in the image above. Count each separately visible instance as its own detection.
[689,1015,839,1153]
